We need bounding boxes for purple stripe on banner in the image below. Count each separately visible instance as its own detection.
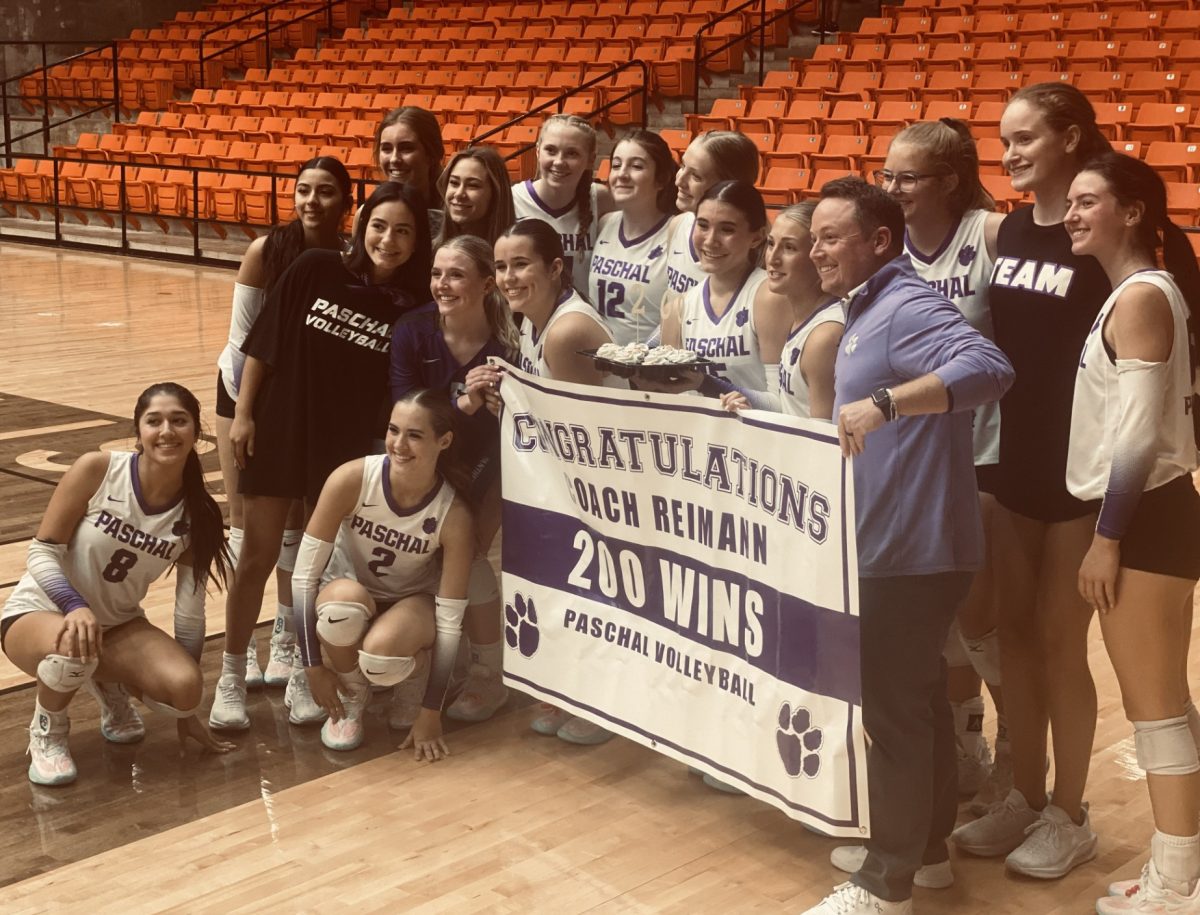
[502,501,861,705]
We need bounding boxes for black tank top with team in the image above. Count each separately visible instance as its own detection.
[241,249,409,503]
[988,206,1110,521]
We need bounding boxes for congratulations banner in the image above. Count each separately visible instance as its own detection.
[497,362,868,836]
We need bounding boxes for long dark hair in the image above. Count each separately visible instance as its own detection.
[392,388,473,501]
[261,156,353,292]
[435,145,515,247]
[374,106,445,207]
[498,217,569,293]
[698,180,769,265]
[1080,151,1200,388]
[344,181,433,302]
[615,129,679,216]
[133,383,230,592]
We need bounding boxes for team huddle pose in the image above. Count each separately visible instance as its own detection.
[5,79,1200,915]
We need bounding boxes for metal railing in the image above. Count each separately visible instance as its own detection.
[197,0,342,89]
[1,42,121,166]
[692,0,817,113]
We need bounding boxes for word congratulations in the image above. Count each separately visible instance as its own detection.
[512,414,831,544]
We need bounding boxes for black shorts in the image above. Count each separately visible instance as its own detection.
[0,614,18,653]
[1121,473,1200,580]
[975,464,999,496]
[216,371,236,420]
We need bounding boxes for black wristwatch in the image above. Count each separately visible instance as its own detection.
[871,387,898,422]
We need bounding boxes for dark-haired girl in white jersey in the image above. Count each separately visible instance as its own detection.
[292,390,474,760]
[588,130,678,346]
[952,83,1113,881]
[880,118,1010,816]
[2,383,235,785]
[467,218,616,745]
[1065,153,1200,914]
[720,201,842,420]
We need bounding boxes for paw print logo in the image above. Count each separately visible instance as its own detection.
[957,243,977,267]
[172,519,190,537]
[735,309,749,328]
[648,244,664,260]
[422,517,437,535]
[504,592,540,658]
[776,702,823,778]
[789,346,801,366]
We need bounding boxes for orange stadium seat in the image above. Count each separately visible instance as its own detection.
[826,101,876,135]
[972,42,1021,72]
[1125,72,1183,105]
[870,101,923,138]
[828,73,882,103]
[879,43,931,75]
[971,14,1017,43]
[1163,11,1200,43]
[1110,10,1162,43]
[1093,102,1136,140]
[1144,142,1200,183]
[925,42,975,73]
[759,166,811,206]
[1165,182,1200,224]
[924,100,972,123]
[1061,11,1112,42]
[972,72,1024,102]
[861,135,893,174]
[1022,41,1069,71]
[778,100,830,134]
[1126,103,1191,143]
[1076,71,1128,103]
[925,71,973,102]
[875,72,927,102]
[809,134,870,172]
[766,133,821,169]
[741,100,788,134]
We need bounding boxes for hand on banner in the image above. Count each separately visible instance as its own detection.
[464,363,505,417]
[837,398,884,457]
[720,391,750,413]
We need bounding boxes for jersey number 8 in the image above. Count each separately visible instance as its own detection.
[102,548,139,583]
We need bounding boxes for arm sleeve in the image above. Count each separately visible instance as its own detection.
[226,283,266,394]
[242,253,315,369]
[890,293,1014,412]
[27,539,87,614]
[422,596,467,711]
[292,533,336,668]
[173,565,206,662]
[1096,358,1169,540]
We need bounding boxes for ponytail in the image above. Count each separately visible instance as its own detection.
[538,114,598,247]
[393,389,475,505]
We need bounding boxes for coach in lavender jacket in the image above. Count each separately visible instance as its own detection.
[802,178,1014,915]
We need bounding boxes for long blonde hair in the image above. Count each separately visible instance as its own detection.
[536,114,598,235]
[437,235,519,357]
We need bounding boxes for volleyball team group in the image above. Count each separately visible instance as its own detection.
[3,77,1200,913]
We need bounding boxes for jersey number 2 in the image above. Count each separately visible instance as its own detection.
[102,548,138,583]
[368,547,396,577]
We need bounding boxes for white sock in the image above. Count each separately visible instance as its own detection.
[227,526,244,567]
[952,696,987,756]
[272,603,295,639]
[471,639,504,677]
[1185,700,1200,750]
[336,666,368,691]
[1152,830,1200,896]
[32,698,67,732]
[221,652,247,681]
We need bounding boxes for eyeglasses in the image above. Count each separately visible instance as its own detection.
[872,170,943,192]
[810,231,861,252]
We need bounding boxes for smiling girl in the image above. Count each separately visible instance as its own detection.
[371,106,446,237]
[435,146,515,248]
[293,391,474,760]
[215,155,353,695]
[951,83,1112,881]
[2,383,235,785]
[211,182,433,733]
[512,114,614,296]
[588,129,678,346]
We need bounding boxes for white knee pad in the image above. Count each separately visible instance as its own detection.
[276,528,303,573]
[37,654,99,693]
[468,556,500,604]
[943,618,970,667]
[141,694,202,718]
[315,601,371,647]
[357,651,416,687]
[1134,717,1200,776]
[962,628,1002,687]
[227,527,244,567]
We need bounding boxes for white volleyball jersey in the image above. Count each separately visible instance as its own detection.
[512,179,600,297]
[217,282,266,400]
[3,452,190,630]
[588,212,671,346]
[680,268,770,392]
[779,301,845,419]
[1067,270,1199,501]
[664,211,706,298]
[905,208,1000,465]
[325,455,454,602]
[518,289,613,378]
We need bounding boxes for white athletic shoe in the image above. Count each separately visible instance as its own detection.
[445,664,508,722]
[530,703,573,736]
[802,882,913,914]
[970,739,1014,816]
[27,713,77,786]
[320,683,368,752]
[1096,862,1200,913]
[208,673,250,731]
[83,680,145,744]
[286,668,327,725]
[1006,802,1098,879]
[263,633,295,687]
[1110,877,1143,898]
[388,666,428,731]
[556,716,614,746]
[958,741,993,797]
[952,788,1041,856]
[245,635,264,689]
[830,846,954,889]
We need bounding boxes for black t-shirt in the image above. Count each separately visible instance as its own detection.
[241,249,410,502]
[989,205,1110,522]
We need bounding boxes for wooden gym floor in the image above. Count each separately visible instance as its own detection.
[0,241,1190,913]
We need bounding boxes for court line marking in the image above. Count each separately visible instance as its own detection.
[0,419,116,441]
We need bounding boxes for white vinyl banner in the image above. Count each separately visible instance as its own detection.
[497,362,869,837]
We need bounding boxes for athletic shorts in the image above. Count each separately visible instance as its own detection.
[975,463,999,496]
[216,370,236,419]
[1121,474,1200,580]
